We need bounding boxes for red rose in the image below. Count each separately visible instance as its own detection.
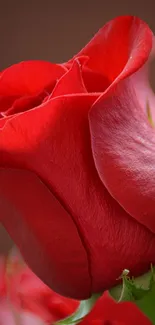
[0,15,155,299]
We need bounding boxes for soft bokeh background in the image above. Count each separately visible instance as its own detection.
[0,0,155,253]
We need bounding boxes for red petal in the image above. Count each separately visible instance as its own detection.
[68,16,152,87]
[0,168,91,299]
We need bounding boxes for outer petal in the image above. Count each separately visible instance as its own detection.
[0,169,91,299]
[89,68,155,234]
[68,16,152,86]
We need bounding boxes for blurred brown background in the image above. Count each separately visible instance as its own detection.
[0,0,155,253]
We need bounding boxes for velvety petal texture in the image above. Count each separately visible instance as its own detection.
[0,15,155,299]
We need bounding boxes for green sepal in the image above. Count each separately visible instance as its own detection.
[55,293,101,325]
[110,267,155,324]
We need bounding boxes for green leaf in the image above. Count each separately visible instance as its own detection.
[110,267,155,324]
[54,293,101,325]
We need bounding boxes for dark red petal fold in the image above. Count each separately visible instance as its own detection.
[0,168,91,299]
[4,92,47,116]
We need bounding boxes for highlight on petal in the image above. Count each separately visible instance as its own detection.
[89,74,155,234]
[68,16,153,90]
[0,168,91,299]
[0,115,14,129]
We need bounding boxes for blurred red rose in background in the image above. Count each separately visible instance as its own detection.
[0,250,79,324]
[0,304,44,325]
[1,15,155,300]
